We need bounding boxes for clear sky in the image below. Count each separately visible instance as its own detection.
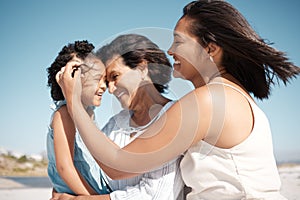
[0,0,299,162]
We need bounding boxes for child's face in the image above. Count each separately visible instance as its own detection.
[80,56,106,108]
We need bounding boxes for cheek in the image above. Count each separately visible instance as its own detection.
[82,84,96,97]
[119,73,140,90]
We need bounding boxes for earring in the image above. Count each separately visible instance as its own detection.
[209,56,214,62]
[139,67,146,81]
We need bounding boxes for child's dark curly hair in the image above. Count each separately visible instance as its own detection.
[47,40,94,101]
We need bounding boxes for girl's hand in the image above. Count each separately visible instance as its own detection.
[56,60,83,116]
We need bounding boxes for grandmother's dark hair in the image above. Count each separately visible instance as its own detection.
[182,0,300,99]
[47,40,94,101]
[96,34,172,93]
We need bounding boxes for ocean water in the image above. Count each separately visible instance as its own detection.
[0,176,52,188]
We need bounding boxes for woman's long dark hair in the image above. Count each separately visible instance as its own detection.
[182,0,300,99]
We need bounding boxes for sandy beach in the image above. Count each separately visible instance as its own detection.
[277,164,300,200]
[0,164,299,200]
[0,177,52,200]
[0,188,52,200]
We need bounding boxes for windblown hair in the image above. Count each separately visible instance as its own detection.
[47,40,94,101]
[182,0,300,99]
[96,34,172,93]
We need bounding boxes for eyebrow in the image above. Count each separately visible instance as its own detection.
[108,70,117,75]
[80,63,89,68]
[106,70,118,79]
[173,32,183,38]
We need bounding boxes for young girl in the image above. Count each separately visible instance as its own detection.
[46,40,108,195]
[57,1,300,199]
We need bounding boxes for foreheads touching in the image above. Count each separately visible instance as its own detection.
[80,54,106,84]
[96,34,172,94]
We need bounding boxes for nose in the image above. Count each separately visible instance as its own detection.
[167,46,174,56]
[99,79,107,91]
[108,81,116,94]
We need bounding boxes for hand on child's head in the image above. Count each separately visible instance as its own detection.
[55,60,82,84]
[68,60,84,78]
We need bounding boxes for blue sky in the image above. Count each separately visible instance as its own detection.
[0,0,299,162]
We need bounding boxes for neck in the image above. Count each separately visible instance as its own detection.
[130,83,170,127]
[191,76,205,88]
[191,67,228,88]
[208,68,227,83]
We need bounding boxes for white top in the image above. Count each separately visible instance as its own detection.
[101,101,184,200]
[180,83,286,200]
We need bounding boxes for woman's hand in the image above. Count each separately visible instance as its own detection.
[50,192,76,200]
[56,60,83,116]
[50,192,111,200]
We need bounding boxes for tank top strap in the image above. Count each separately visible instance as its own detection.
[207,82,255,106]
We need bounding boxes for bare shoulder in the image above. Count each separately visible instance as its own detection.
[54,105,69,118]
[204,83,254,148]
[52,105,73,126]
[205,82,253,106]
[185,85,214,104]
[175,85,216,119]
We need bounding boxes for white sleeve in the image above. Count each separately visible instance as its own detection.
[109,158,183,200]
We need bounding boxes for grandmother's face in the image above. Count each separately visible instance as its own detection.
[105,56,143,109]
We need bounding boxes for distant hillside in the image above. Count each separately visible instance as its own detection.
[1,147,299,177]
[0,152,47,177]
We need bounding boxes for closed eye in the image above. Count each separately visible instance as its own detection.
[110,73,119,81]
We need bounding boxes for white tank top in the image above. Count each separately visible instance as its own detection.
[180,83,286,200]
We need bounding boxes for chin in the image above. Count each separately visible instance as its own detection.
[121,103,129,109]
[173,70,184,79]
[93,101,101,107]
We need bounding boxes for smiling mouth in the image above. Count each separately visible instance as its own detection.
[173,59,181,70]
[97,92,103,97]
[174,60,181,65]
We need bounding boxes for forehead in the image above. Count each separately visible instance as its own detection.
[83,56,105,72]
[174,18,193,38]
[106,56,128,73]
[174,18,201,46]
[175,18,189,33]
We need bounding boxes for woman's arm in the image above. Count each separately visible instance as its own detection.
[56,62,221,175]
[52,159,182,200]
[53,106,97,195]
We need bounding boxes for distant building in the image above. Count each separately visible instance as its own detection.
[0,147,8,155]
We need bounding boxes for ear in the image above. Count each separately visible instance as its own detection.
[206,42,221,57]
[137,60,149,79]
